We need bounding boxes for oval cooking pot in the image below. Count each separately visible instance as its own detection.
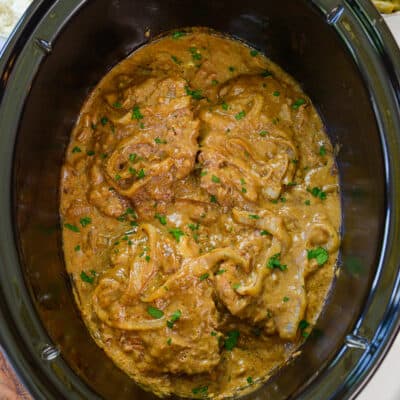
[0,0,399,399]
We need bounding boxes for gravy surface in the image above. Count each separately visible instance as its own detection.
[60,30,341,399]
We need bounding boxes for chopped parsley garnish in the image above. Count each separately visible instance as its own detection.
[240,178,246,185]
[235,110,246,120]
[211,331,217,336]
[228,66,235,72]
[286,182,297,186]
[155,213,167,225]
[261,69,272,77]
[154,137,167,144]
[129,153,137,162]
[247,376,254,384]
[283,296,290,302]
[308,186,327,200]
[72,146,81,153]
[185,86,203,100]
[80,217,92,227]
[167,309,182,328]
[100,116,108,126]
[168,228,184,242]
[215,269,226,275]
[171,55,182,64]
[80,270,96,284]
[113,101,122,108]
[115,174,121,181]
[189,47,202,61]
[211,79,219,85]
[224,330,240,350]
[64,223,79,233]
[192,385,208,395]
[131,105,144,120]
[100,153,108,159]
[304,200,311,206]
[86,150,95,156]
[291,159,299,164]
[280,197,287,203]
[299,319,310,337]
[292,98,306,110]
[167,338,172,345]
[267,253,287,271]
[129,167,136,175]
[248,214,260,219]
[250,49,258,57]
[319,145,327,156]
[211,175,220,183]
[199,273,209,281]
[147,306,164,319]
[137,169,145,179]
[259,130,268,137]
[242,187,247,193]
[172,31,185,39]
[273,90,280,97]
[188,223,199,231]
[145,255,151,262]
[232,282,241,290]
[74,245,81,252]
[307,247,329,266]
[260,230,270,236]
[200,170,207,177]
[221,101,229,110]
[210,195,217,203]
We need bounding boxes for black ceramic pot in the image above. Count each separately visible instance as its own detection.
[0,0,399,399]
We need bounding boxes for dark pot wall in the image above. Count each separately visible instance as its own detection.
[0,0,399,399]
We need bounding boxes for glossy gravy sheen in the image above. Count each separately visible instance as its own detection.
[60,30,341,399]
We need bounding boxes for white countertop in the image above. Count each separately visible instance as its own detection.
[0,4,399,400]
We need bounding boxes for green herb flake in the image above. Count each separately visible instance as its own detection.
[171,55,182,64]
[304,200,311,206]
[86,150,95,156]
[261,69,272,78]
[72,146,81,153]
[80,217,92,227]
[189,47,202,61]
[145,255,151,262]
[80,270,95,284]
[308,186,327,200]
[131,105,144,120]
[228,66,235,72]
[211,79,219,86]
[247,376,254,384]
[155,213,167,225]
[74,245,81,252]
[242,187,247,193]
[210,195,217,203]
[221,101,229,110]
[259,130,268,137]
[280,197,287,203]
[200,170,208,177]
[248,214,260,219]
[283,296,290,302]
[192,385,208,395]
[235,110,246,120]
[199,273,209,281]
[307,247,329,266]
[299,319,310,338]
[185,86,203,100]
[273,90,280,97]
[232,282,241,290]
[260,230,270,236]
[250,49,258,57]
[211,175,221,183]
[137,169,146,179]
[113,101,122,108]
[224,330,240,351]
[129,167,137,175]
[215,269,226,275]
[267,253,287,271]
[188,223,199,231]
[211,331,217,336]
[129,153,137,162]
[172,31,185,39]
[100,116,108,126]
[115,174,121,181]
[167,337,172,345]
[286,182,297,187]
[319,145,327,156]
[292,98,306,110]
[154,137,167,144]
[168,228,184,242]
[64,223,79,233]
[147,306,164,319]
